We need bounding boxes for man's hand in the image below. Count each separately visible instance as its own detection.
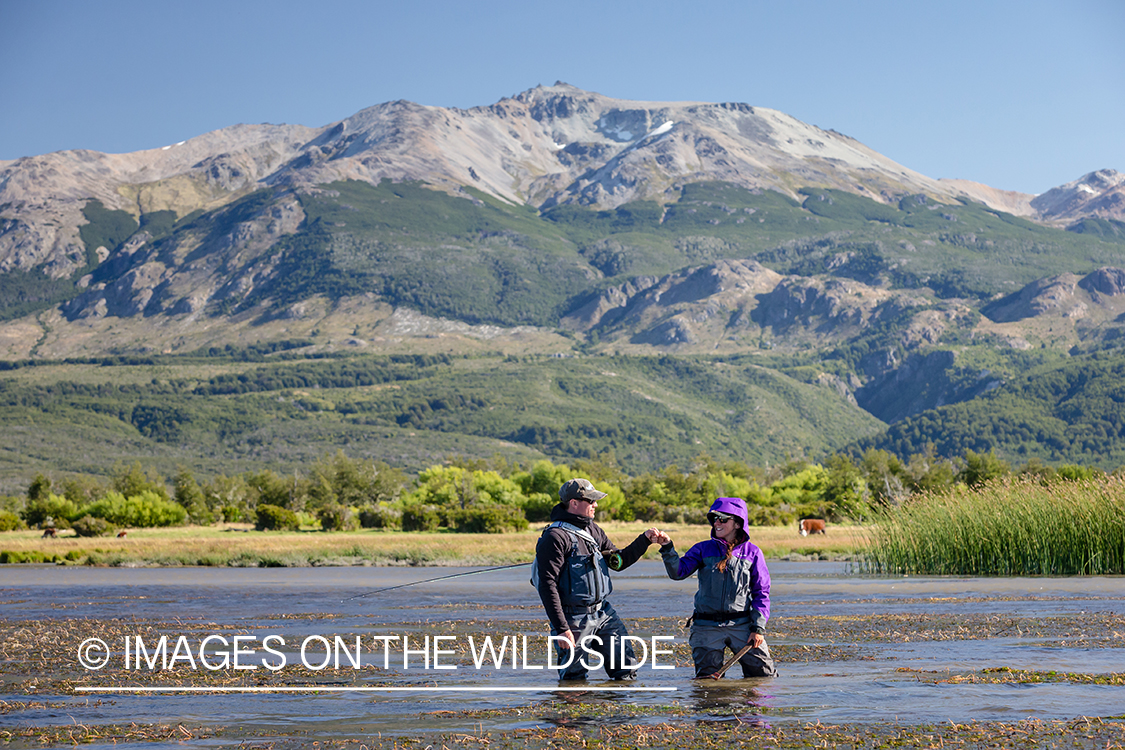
[748,632,765,649]
[557,630,576,650]
[645,528,671,545]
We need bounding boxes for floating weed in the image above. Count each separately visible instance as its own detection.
[897,666,1125,686]
[343,718,1125,750]
[0,721,212,745]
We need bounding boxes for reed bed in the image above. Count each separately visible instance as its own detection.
[866,477,1125,575]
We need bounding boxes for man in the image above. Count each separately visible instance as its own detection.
[534,477,663,680]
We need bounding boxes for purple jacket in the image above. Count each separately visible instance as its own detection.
[660,497,772,632]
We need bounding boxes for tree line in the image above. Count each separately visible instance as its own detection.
[0,446,1107,536]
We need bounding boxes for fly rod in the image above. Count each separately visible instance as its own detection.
[343,562,532,602]
[709,643,754,680]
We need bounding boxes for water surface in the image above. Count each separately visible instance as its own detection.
[3,562,1123,744]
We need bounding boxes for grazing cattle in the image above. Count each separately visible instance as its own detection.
[798,518,826,536]
[117,530,128,538]
[42,527,57,538]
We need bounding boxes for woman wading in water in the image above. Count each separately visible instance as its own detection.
[651,497,776,678]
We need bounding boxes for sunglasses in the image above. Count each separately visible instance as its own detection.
[708,512,734,524]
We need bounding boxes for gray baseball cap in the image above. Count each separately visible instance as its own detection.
[559,478,608,503]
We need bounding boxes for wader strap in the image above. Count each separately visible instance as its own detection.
[692,610,751,622]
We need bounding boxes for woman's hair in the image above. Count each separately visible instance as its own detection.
[716,521,748,573]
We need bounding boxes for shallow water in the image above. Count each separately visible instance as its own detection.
[3,561,1124,744]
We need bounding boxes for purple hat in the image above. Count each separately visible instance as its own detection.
[708,497,749,532]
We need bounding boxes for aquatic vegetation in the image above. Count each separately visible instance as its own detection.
[1,721,214,746]
[343,717,1125,750]
[4,597,1125,748]
[865,477,1125,575]
[897,667,1125,686]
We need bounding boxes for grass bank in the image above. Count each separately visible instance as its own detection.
[0,522,866,567]
[867,477,1125,575]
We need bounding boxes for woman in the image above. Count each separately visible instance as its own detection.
[654,497,776,679]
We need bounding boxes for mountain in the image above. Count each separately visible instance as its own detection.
[1031,169,1125,223]
[1,83,1125,482]
[4,82,1121,282]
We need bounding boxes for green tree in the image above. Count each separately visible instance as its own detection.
[822,453,868,521]
[308,451,407,509]
[82,490,187,527]
[1056,464,1101,482]
[110,462,170,502]
[61,476,105,506]
[174,468,213,525]
[957,449,1010,488]
[245,470,300,509]
[861,449,908,508]
[511,460,572,499]
[201,474,254,522]
[768,465,828,523]
[23,493,79,527]
[905,445,957,494]
[27,473,51,501]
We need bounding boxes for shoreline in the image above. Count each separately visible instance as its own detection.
[0,521,869,567]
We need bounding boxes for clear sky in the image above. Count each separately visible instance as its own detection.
[2,0,1122,195]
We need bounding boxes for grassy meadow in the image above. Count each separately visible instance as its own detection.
[0,521,866,567]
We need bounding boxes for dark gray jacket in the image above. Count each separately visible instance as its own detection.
[535,503,651,633]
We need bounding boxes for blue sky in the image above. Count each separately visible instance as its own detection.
[2,0,1122,195]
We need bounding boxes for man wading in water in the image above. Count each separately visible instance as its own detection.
[533,478,665,680]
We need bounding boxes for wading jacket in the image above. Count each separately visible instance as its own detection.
[660,537,772,633]
[535,504,652,634]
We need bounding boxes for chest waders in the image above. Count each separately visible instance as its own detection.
[531,521,614,609]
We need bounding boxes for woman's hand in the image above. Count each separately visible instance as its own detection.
[748,632,765,649]
[645,528,671,545]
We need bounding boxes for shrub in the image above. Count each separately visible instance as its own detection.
[221,505,248,523]
[255,504,300,531]
[71,516,118,537]
[450,505,530,533]
[23,493,80,527]
[0,511,25,531]
[358,503,402,529]
[401,504,442,532]
[627,498,664,522]
[1,550,52,563]
[660,505,709,525]
[82,491,188,527]
[521,493,556,523]
[110,461,171,502]
[317,503,358,532]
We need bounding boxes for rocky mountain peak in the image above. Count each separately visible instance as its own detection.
[1,85,1122,289]
[1031,169,1125,222]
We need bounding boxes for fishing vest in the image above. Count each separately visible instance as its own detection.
[531,521,614,607]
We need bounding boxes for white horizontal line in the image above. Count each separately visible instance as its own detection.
[74,686,677,693]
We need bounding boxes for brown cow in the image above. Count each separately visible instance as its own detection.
[116,530,128,538]
[798,518,826,536]
[42,527,57,538]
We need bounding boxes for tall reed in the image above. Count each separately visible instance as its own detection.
[865,477,1125,575]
